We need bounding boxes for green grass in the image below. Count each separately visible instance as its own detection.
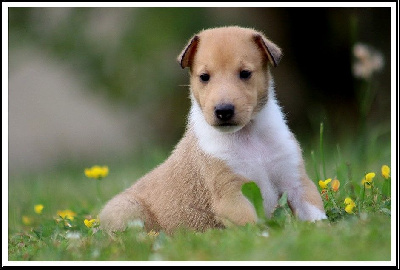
[6,125,393,264]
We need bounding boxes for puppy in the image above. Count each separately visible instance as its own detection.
[99,26,326,234]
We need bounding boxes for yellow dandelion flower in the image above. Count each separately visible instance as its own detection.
[319,178,332,189]
[345,204,356,214]
[331,179,340,192]
[381,165,390,179]
[344,197,355,205]
[57,209,77,220]
[84,165,109,179]
[34,204,44,214]
[22,216,33,225]
[365,172,375,182]
[361,172,375,188]
[344,197,356,214]
[84,218,99,228]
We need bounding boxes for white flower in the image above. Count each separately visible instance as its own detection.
[259,230,269,238]
[65,231,81,240]
[65,231,83,249]
[91,249,101,259]
[352,43,384,79]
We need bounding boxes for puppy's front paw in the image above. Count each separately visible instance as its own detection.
[98,203,128,233]
[99,193,145,233]
[296,202,327,222]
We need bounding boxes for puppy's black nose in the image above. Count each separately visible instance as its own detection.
[215,103,235,121]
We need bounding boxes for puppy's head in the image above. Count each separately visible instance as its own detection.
[178,26,282,133]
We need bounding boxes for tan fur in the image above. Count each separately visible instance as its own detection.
[99,26,325,234]
[183,27,280,130]
[99,127,256,233]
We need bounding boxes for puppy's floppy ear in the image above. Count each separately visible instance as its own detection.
[253,34,282,67]
[177,35,199,69]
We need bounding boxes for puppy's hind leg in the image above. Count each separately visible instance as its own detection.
[99,191,149,233]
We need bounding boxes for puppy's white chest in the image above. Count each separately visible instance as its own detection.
[205,127,300,188]
[223,134,287,183]
[190,93,301,190]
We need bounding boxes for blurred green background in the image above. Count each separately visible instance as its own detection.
[8,7,391,175]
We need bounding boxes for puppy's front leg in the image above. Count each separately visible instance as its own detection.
[287,175,327,221]
[99,188,156,233]
[211,177,258,227]
[214,192,258,227]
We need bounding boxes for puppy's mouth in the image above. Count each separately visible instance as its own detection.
[218,122,237,127]
[212,122,243,133]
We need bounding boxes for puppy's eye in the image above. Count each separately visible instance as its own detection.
[200,73,210,82]
[239,70,252,80]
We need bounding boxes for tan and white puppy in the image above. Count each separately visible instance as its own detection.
[99,26,326,234]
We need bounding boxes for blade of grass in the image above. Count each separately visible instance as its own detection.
[320,122,327,180]
[310,150,320,181]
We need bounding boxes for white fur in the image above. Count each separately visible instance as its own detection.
[298,202,328,221]
[190,83,325,220]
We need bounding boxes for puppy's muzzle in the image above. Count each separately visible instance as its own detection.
[215,103,235,124]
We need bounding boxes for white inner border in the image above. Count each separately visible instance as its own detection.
[2,1,397,267]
